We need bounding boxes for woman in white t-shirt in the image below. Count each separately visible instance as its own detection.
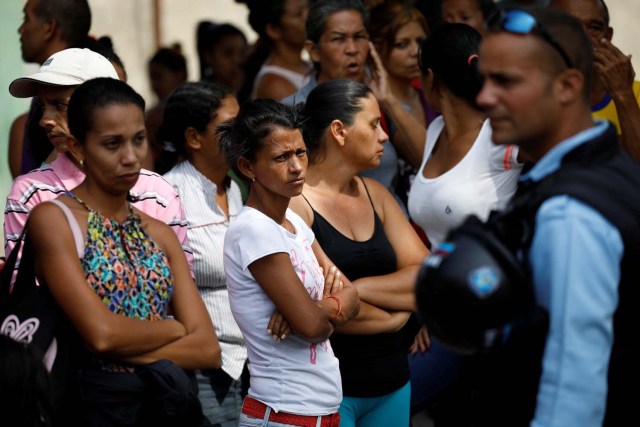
[406,24,523,420]
[219,99,359,427]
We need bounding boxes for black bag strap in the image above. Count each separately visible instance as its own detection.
[0,228,29,308]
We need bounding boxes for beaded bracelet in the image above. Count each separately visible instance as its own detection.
[325,295,342,321]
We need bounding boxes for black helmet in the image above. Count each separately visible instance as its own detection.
[415,216,534,354]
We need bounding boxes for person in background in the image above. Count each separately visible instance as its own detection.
[4,48,194,279]
[283,0,411,209]
[441,0,500,35]
[9,0,92,178]
[245,0,311,101]
[550,0,640,161]
[161,82,247,427]
[145,44,188,174]
[197,21,248,94]
[406,24,521,423]
[220,98,359,427]
[367,0,435,209]
[290,79,428,427]
[28,77,220,426]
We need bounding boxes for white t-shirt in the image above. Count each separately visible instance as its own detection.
[408,117,522,247]
[223,206,341,415]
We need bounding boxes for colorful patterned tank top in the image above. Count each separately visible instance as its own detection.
[68,192,174,371]
[68,192,175,319]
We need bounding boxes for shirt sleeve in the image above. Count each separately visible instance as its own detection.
[3,197,30,257]
[237,218,289,271]
[530,196,622,427]
[490,142,520,172]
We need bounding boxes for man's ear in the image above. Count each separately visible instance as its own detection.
[237,156,254,181]
[184,127,201,151]
[556,68,585,105]
[306,40,320,64]
[329,119,348,147]
[605,26,613,42]
[43,19,57,42]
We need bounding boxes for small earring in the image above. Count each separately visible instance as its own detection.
[251,177,256,182]
[79,159,84,167]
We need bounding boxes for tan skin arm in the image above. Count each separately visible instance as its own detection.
[254,73,299,101]
[249,250,359,343]
[366,42,427,169]
[335,302,411,334]
[9,113,27,178]
[290,193,420,330]
[351,179,429,312]
[594,39,640,161]
[118,214,221,370]
[29,203,187,358]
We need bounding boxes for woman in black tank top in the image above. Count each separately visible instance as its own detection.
[289,80,429,426]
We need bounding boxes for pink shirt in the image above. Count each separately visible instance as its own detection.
[3,154,194,276]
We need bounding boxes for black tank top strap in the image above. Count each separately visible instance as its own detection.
[359,177,377,215]
[300,193,314,210]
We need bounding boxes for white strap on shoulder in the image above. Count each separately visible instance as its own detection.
[48,199,85,258]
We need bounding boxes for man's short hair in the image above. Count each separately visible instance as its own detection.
[33,0,91,47]
[496,7,594,99]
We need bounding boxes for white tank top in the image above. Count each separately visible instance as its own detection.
[252,64,310,100]
[408,117,522,247]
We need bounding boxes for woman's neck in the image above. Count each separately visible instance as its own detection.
[190,157,228,191]
[387,74,415,103]
[246,185,291,226]
[73,181,132,222]
[305,155,358,195]
[267,42,309,73]
[439,94,485,141]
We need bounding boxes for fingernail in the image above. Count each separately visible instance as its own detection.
[330,266,336,272]
[281,334,287,339]
[267,329,272,334]
[272,335,278,341]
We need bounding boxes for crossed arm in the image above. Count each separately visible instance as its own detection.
[29,202,220,371]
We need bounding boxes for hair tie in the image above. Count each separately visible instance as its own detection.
[468,54,479,66]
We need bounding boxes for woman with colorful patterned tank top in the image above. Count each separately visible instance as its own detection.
[27,78,220,426]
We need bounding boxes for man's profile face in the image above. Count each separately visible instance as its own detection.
[477,33,562,158]
[18,0,48,64]
[551,0,612,45]
[36,85,76,153]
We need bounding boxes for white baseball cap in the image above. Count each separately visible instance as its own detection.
[9,48,119,98]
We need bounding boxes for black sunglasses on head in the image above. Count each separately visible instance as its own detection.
[488,9,574,69]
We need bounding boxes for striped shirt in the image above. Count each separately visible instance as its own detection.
[164,161,247,379]
[3,153,194,276]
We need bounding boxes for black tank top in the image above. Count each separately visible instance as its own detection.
[302,179,410,397]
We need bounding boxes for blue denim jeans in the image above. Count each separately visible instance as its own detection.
[197,366,249,427]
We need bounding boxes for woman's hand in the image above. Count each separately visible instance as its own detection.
[267,310,291,342]
[323,265,344,297]
[409,326,431,354]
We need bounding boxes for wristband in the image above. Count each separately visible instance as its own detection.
[325,296,342,321]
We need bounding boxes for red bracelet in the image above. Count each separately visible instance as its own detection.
[325,296,342,321]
